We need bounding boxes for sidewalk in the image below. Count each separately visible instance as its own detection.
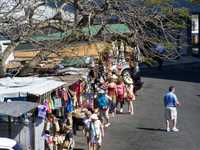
[74,130,87,150]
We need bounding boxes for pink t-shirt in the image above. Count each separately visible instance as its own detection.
[116,83,125,96]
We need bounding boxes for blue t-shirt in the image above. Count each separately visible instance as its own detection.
[164,92,178,107]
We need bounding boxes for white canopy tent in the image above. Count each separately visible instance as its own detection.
[0,77,66,102]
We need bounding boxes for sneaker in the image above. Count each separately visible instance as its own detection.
[105,123,111,127]
[112,112,115,117]
[166,128,170,132]
[172,127,179,132]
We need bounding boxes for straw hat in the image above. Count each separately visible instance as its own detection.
[90,114,98,120]
[124,76,133,84]
[111,74,118,80]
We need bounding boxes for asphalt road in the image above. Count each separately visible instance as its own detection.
[75,62,200,150]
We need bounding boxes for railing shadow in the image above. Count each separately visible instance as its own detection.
[136,127,166,132]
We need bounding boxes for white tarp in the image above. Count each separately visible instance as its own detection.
[0,77,65,101]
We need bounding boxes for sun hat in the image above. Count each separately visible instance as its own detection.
[111,74,118,80]
[90,114,98,120]
[98,89,105,94]
[124,76,133,84]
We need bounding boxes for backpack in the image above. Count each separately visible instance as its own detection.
[97,95,108,109]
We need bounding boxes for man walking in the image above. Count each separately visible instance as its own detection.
[164,86,180,132]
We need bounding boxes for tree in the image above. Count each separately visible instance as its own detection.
[0,0,190,76]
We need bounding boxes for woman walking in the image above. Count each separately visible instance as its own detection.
[88,114,104,150]
[97,89,111,127]
[116,78,126,113]
[125,77,135,115]
[107,75,117,117]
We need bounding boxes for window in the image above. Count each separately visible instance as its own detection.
[192,34,199,44]
[192,48,199,55]
[192,15,199,34]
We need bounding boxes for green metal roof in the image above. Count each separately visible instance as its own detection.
[32,24,129,41]
[61,57,88,67]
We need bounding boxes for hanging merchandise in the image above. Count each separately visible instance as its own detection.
[44,100,51,113]
[53,96,62,109]
[62,88,68,101]
[69,80,82,106]
[68,89,77,107]
[65,96,74,113]
[48,100,53,113]
[48,97,55,111]
[56,88,63,98]
[37,105,47,119]
[50,93,55,110]
[63,91,68,101]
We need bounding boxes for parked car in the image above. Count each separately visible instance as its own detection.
[111,62,130,76]
[0,137,22,150]
[112,62,144,95]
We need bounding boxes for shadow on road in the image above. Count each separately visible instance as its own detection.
[141,62,200,83]
[74,148,85,150]
[137,127,166,132]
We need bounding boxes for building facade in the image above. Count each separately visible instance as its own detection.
[191,12,200,56]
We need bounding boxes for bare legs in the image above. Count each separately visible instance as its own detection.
[128,101,134,115]
[89,143,97,150]
[166,120,170,131]
[172,118,177,129]
[166,118,178,132]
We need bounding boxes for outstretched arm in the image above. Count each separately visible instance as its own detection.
[174,94,181,106]
[176,100,181,106]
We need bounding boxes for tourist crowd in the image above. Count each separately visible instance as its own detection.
[79,63,137,150]
[43,62,139,150]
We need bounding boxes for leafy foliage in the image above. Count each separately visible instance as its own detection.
[0,0,191,75]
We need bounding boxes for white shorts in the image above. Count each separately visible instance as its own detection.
[165,107,177,120]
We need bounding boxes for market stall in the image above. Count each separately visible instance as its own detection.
[0,101,38,150]
[0,77,74,150]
